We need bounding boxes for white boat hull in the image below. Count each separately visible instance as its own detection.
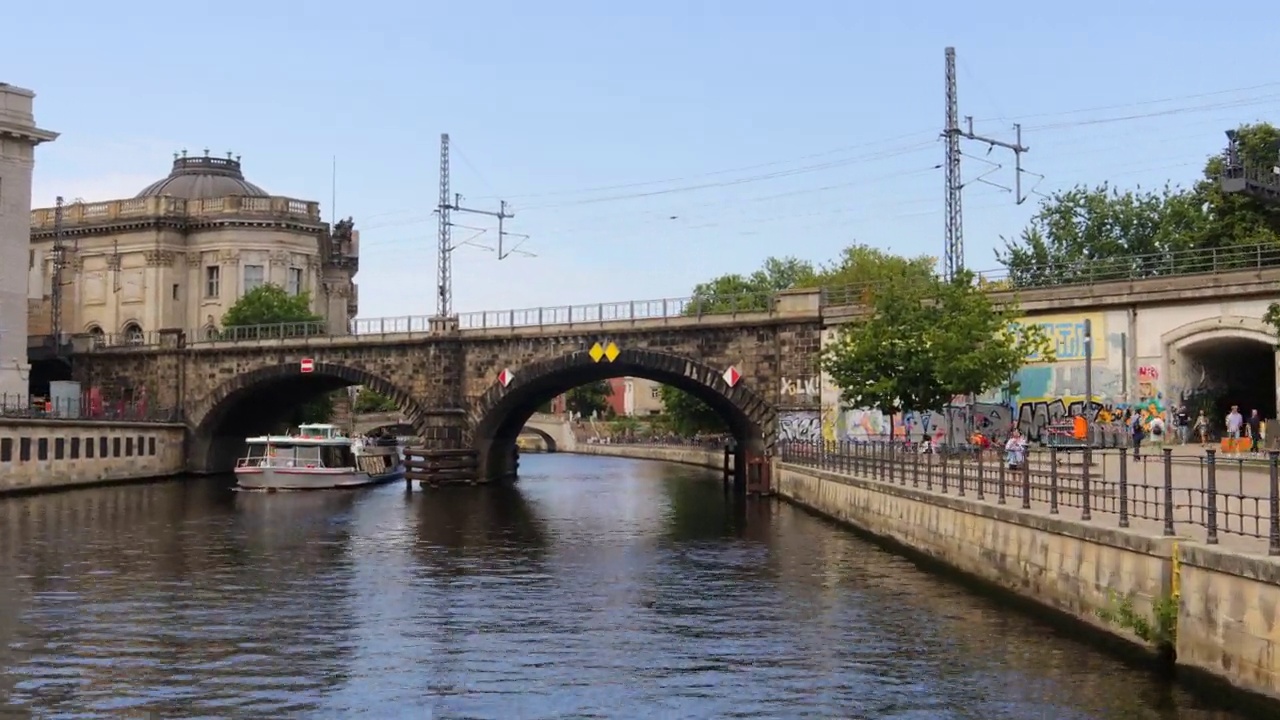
[235,463,405,491]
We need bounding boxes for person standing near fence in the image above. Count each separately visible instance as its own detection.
[1248,409,1263,453]
[1175,405,1190,445]
[1226,406,1243,446]
[1195,410,1210,446]
[1129,411,1145,460]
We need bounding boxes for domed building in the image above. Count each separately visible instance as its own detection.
[27,149,359,344]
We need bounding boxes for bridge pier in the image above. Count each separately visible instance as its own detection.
[403,448,481,487]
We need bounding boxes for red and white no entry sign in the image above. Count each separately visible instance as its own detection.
[722,366,741,387]
[300,358,315,374]
[498,368,515,387]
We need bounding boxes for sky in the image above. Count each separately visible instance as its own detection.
[5,1,1280,322]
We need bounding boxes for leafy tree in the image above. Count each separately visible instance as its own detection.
[565,380,613,416]
[354,387,398,413]
[657,385,727,436]
[998,122,1280,287]
[816,244,937,303]
[822,269,1052,438]
[688,256,817,313]
[291,393,335,425]
[219,283,323,339]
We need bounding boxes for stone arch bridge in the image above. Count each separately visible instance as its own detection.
[69,289,825,483]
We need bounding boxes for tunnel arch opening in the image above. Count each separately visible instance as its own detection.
[1173,330,1277,426]
[188,363,424,474]
[471,348,775,482]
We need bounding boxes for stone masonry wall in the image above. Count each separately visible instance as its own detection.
[0,420,186,494]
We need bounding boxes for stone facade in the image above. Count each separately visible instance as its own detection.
[0,419,185,494]
[0,83,57,398]
[27,153,359,343]
[68,294,827,476]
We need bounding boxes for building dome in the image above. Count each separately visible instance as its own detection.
[135,150,268,200]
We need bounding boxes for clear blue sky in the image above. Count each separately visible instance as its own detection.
[6,1,1279,320]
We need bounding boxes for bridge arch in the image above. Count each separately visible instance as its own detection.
[1163,315,1278,420]
[470,348,776,481]
[188,362,426,473]
[518,426,558,453]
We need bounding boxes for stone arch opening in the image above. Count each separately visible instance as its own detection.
[1166,317,1277,426]
[518,426,558,453]
[188,362,425,474]
[471,348,775,482]
[121,321,144,346]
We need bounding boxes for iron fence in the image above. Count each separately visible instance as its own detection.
[0,394,181,424]
[585,436,731,451]
[779,440,1280,556]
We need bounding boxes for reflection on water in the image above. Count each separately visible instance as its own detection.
[0,454,1255,719]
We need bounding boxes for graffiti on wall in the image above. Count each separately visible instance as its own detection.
[778,410,821,442]
[1014,312,1107,363]
[780,376,821,401]
[1014,395,1167,442]
[818,402,1013,444]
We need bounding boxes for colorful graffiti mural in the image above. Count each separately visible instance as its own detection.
[819,402,1013,444]
[778,410,821,442]
[1013,312,1107,363]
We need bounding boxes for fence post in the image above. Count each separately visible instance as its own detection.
[1205,449,1219,545]
[956,450,965,497]
[1049,447,1060,514]
[996,454,1005,504]
[976,449,985,500]
[1021,460,1031,510]
[1162,447,1175,536]
[926,452,934,491]
[1081,445,1092,521]
[940,452,949,494]
[1270,451,1280,557]
[1118,450,1129,528]
[912,448,920,488]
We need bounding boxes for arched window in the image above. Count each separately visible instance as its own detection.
[122,322,144,346]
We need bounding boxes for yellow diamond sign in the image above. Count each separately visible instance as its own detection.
[588,342,605,362]
[603,341,620,362]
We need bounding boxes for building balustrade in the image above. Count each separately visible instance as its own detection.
[30,194,322,230]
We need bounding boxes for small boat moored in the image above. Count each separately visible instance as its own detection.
[235,423,405,491]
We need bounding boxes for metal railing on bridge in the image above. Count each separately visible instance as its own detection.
[780,440,1280,557]
[70,241,1280,350]
[0,394,181,424]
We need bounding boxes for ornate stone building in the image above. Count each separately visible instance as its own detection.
[0,83,57,399]
[28,150,359,344]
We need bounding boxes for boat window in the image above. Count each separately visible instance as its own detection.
[294,446,323,467]
[321,445,350,468]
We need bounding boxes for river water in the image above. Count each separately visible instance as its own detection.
[0,454,1254,719]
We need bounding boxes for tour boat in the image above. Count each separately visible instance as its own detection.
[234,423,405,491]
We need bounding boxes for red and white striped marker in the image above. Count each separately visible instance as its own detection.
[300,358,315,374]
[722,366,741,387]
[498,368,515,387]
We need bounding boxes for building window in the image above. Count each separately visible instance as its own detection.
[205,265,220,298]
[650,387,661,399]
[287,267,303,296]
[123,323,144,346]
[172,283,180,300]
[86,436,95,458]
[244,264,265,293]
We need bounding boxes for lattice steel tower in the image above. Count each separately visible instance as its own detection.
[437,133,453,317]
[943,46,964,281]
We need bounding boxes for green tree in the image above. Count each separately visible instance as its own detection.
[688,256,817,313]
[565,380,613,416]
[657,385,727,436]
[816,243,937,303]
[353,387,398,413]
[822,269,1052,438]
[291,393,335,426]
[998,122,1280,287]
[219,283,323,339]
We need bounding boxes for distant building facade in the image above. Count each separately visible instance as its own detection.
[0,83,57,398]
[27,150,359,345]
[549,377,665,417]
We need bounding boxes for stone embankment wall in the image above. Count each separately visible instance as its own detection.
[775,463,1280,706]
[0,420,186,495]
[564,443,724,471]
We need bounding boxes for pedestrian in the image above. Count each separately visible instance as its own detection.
[1194,410,1210,446]
[1226,405,1243,450]
[1248,409,1263,453]
[1176,405,1190,445]
[1130,412,1145,461]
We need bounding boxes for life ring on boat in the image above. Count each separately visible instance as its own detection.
[305,463,317,468]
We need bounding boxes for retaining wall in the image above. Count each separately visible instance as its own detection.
[775,462,1280,705]
[0,419,186,495]
[563,444,724,471]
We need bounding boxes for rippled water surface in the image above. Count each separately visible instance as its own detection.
[0,454,1255,719]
